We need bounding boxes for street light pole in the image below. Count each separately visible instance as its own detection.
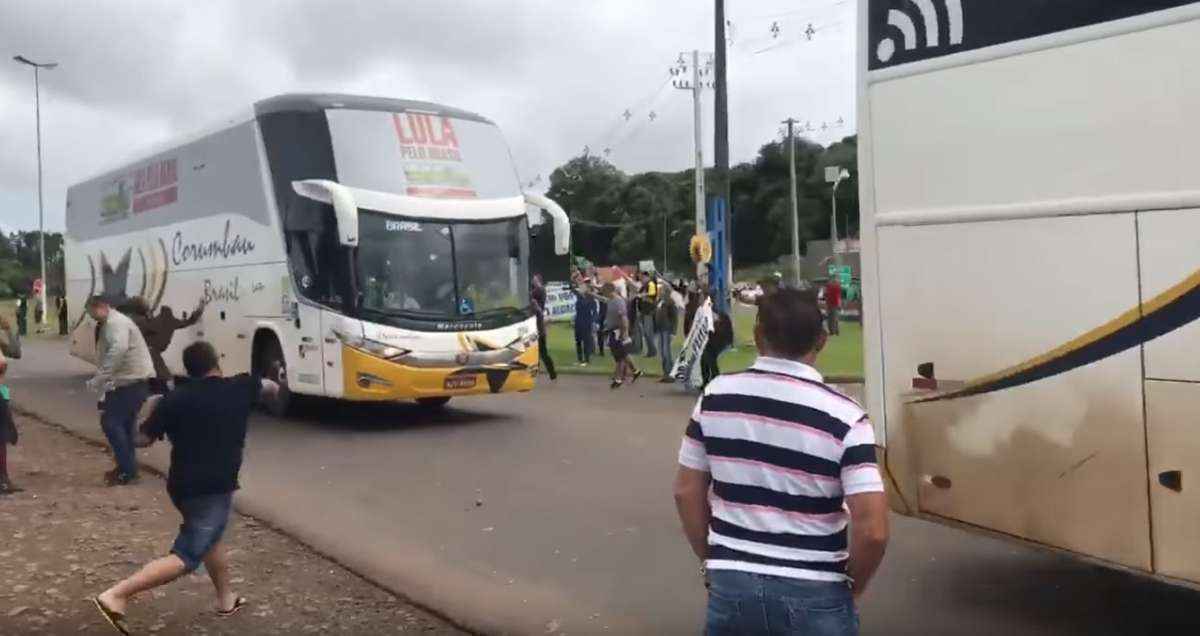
[782,118,801,287]
[828,168,851,269]
[14,55,57,325]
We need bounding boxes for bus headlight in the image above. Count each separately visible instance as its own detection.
[333,330,411,360]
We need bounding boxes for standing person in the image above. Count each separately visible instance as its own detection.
[120,297,207,394]
[637,272,659,358]
[93,341,280,634]
[57,296,69,336]
[572,284,597,366]
[595,290,608,357]
[85,295,155,486]
[626,274,643,356]
[654,283,679,382]
[33,296,44,330]
[0,316,23,495]
[602,283,641,389]
[824,276,843,336]
[530,274,557,381]
[673,289,889,636]
[15,295,27,337]
[699,299,734,389]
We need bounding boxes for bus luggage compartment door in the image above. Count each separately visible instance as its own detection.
[878,213,1151,571]
[1137,208,1200,583]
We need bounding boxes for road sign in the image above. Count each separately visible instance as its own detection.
[825,166,842,183]
[828,265,852,286]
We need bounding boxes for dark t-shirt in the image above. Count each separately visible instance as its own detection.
[141,374,262,500]
[531,285,548,333]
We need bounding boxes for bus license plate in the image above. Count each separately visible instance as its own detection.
[444,376,477,390]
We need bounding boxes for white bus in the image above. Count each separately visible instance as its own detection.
[65,94,570,414]
[859,2,1200,585]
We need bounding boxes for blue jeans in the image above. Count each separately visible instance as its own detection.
[706,570,858,636]
[170,492,233,572]
[640,314,658,356]
[657,330,674,376]
[99,382,149,478]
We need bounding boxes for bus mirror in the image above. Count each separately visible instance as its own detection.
[523,192,570,256]
[292,180,359,247]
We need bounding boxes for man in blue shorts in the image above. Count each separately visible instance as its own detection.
[93,341,278,634]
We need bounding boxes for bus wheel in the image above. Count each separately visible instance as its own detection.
[416,397,451,409]
[258,337,293,417]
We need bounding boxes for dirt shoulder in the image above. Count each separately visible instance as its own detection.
[0,414,465,635]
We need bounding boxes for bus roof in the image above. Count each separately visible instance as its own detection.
[67,93,497,196]
[254,94,494,125]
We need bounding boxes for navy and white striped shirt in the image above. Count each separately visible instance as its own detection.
[678,357,883,582]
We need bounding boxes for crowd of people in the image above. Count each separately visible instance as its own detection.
[553,266,738,391]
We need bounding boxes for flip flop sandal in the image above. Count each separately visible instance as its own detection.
[217,596,247,617]
[92,597,130,635]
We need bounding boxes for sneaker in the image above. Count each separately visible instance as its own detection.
[610,379,623,390]
[102,468,120,485]
[658,376,675,384]
[631,370,644,384]
[0,479,22,495]
[107,473,140,487]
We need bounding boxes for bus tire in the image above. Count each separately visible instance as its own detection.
[416,397,451,409]
[255,335,293,417]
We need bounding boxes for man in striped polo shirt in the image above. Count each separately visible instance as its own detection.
[674,289,888,635]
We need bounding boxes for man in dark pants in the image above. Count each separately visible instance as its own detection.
[572,284,597,366]
[86,295,155,486]
[57,296,69,336]
[531,274,557,380]
[93,341,279,633]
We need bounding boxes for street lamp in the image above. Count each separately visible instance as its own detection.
[13,55,57,325]
[826,167,851,269]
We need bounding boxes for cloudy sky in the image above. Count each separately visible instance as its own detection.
[0,0,856,233]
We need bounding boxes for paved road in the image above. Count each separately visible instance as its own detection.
[9,339,1200,634]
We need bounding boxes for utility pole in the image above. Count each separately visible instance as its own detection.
[714,0,731,290]
[671,50,712,282]
[13,55,57,326]
[783,118,802,287]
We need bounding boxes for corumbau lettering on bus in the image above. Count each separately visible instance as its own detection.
[171,219,256,266]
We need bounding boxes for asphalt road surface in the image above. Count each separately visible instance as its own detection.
[9,339,1200,634]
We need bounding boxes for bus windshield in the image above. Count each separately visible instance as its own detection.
[358,210,530,324]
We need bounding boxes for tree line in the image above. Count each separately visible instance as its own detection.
[544,134,858,271]
[0,231,66,298]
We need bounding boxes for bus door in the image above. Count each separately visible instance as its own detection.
[285,301,327,396]
[1137,208,1200,582]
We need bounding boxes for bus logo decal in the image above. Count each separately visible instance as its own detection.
[876,0,964,64]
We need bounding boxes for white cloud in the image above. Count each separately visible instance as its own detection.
[0,0,856,232]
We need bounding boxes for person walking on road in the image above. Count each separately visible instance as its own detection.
[654,283,679,382]
[86,295,155,486]
[531,274,557,380]
[0,316,23,495]
[673,289,889,636]
[602,283,641,389]
[15,295,27,336]
[57,296,69,336]
[700,299,734,389]
[824,276,843,336]
[572,284,597,366]
[93,341,280,634]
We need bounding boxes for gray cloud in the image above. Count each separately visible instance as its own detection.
[0,0,855,232]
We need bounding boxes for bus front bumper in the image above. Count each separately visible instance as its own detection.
[340,344,539,401]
